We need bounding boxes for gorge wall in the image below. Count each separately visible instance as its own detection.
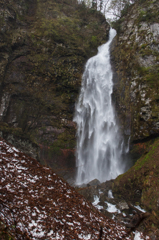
[1,0,159,236]
[111,0,159,235]
[0,0,109,180]
[111,0,159,144]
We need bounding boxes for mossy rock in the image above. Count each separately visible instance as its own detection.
[111,0,159,141]
[113,138,159,231]
[0,0,109,167]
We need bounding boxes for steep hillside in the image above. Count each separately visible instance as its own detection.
[0,0,109,179]
[113,138,159,238]
[0,137,134,239]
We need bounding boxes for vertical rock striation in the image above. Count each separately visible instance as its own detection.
[111,0,159,142]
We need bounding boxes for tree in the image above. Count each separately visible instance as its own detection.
[77,0,134,20]
[107,0,131,19]
[92,0,97,9]
[99,0,103,11]
[84,0,92,7]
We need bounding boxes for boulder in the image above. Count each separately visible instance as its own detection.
[87,179,101,187]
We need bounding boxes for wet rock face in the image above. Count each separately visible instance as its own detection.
[111,0,159,142]
[77,179,114,207]
[76,179,153,237]
[110,1,159,231]
[0,0,109,175]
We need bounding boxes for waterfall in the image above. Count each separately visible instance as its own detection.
[74,28,126,185]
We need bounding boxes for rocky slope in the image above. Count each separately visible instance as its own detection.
[0,137,135,240]
[76,179,151,239]
[0,0,109,180]
[112,138,159,239]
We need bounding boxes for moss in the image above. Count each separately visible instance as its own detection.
[49,145,61,157]
[113,138,159,231]
[137,9,159,23]
[91,35,98,46]
[0,0,109,181]
[111,0,159,141]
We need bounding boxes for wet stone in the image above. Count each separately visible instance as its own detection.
[87,178,101,187]
[116,201,129,211]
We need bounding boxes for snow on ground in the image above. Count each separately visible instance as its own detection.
[134,231,150,240]
[106,201,121,213]
[92,195,120,213]
[0,138,146,239]
[92,195,149,239]
[92,195,103,210]
[134,205,146,213]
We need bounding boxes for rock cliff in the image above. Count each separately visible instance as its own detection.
[111,0,159,143]
[0,0,109,180]
[111,0,159,236]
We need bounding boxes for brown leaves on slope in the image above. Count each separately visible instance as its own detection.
[0,137,132,239]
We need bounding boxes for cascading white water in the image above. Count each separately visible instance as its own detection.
[74,28,126,185]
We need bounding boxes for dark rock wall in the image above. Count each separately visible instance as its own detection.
[111,1,159,235]
[111,0,159,143]
[0,0,109,174]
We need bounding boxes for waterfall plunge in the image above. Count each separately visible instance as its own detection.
[74,29,126,185]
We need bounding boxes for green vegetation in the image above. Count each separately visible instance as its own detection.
[134,140,159,170]
[113,138,159,232]
[110,0,159,141]
[111,2,159,234]
[0,0,108,169]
